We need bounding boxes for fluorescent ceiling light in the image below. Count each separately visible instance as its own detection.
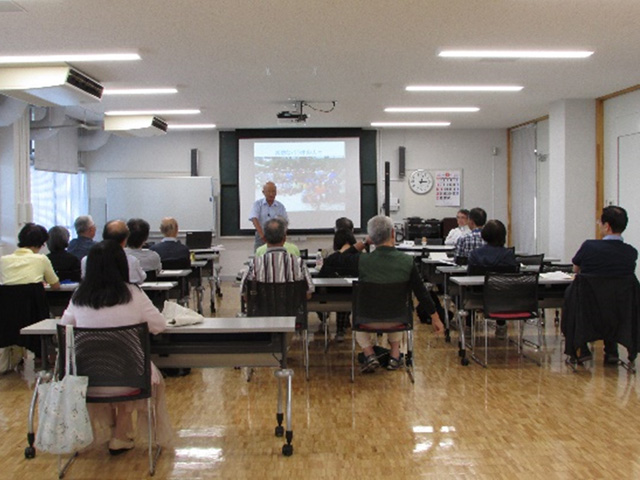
[439,50,593,59]
[0,53,140,64]
[371,122,451,127]
[103,88,178,95]
[168,124,217,130]
[385,107,479,113]
[407,85,523,92]
[105,109,200,116]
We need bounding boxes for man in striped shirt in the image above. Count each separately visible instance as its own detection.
[241,217,314,297]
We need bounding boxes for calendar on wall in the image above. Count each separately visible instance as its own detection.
[434,170,462,207]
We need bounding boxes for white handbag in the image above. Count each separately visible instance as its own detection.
[35,325,94,454]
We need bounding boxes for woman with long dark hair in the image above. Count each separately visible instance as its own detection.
[60,240,172,455]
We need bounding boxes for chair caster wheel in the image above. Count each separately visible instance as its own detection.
[461,357,469,366]
[24,446,36,459]
[275,426,284,437]
[282,444,293,456]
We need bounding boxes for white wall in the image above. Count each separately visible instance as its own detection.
[84,128,509,278]
[603,89,640,273]
[0,125,17,255]
[603,89,640,204]
[548,99,596,262]
[377,129,508,223]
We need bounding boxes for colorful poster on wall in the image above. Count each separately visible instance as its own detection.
[435,170,462,207]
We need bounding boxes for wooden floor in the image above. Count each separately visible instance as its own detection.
[3,282,640,479]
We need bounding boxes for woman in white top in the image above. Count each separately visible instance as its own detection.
[60,240,172,455]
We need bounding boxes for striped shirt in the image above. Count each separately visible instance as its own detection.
[241,247,314,294]
[454,228,486,260]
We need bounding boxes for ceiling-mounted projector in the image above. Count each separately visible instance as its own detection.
[276,110,308,123]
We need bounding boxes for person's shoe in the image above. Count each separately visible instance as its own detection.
[495,324,508,340]
[362,354,380,373]
[604,353,620,366]
[108,438,134,456]
[387,355,404,371]
[335,330,345,343]
[568,346,593,365]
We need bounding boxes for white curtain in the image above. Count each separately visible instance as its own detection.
[32,127,80,174]
[510,124,537,254]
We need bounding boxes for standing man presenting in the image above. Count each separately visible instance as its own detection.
[249,181,288,252]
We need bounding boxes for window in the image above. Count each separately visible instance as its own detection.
[30,166,88,233]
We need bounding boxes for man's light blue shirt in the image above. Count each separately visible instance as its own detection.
[248,198,288,229]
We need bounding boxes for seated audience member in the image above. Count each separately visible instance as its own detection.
[67,215,97,259]
[356,215,443,372]
[150,217,191,268]
[46,226,81,282]
[569,205,638,365]
[468,219,519,339]
[240,217,314,298]
[444,209,470,245]
[60,240,172,454]
[454,207,487,264]
[0,223,60,289]
[125,218,162,274]
[335,217,354,232]
[255,216,301,257]
[81,220,146,284]
[319,229,369,341]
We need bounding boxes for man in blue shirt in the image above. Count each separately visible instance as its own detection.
[67,215,97,260]
[571,205,638,364]
[454,207,487,263]
[249,182,288,252]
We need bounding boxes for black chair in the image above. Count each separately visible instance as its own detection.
[562,274,640,372]
[515,254,545,272]
[298,249,309,260]
[55,323,160,477]
[351,281,414,382]
[475,272,540,367]
[0,283,50,361]
[245,280,309,379]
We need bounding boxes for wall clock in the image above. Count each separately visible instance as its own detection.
[408,169,434,194]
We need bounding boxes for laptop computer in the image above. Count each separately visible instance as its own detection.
[186,231,213,250]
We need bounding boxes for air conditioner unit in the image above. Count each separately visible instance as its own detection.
[103,115,168,137]
[0,65,103,106]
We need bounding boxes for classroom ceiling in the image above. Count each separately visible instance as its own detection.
[1,0,639,130]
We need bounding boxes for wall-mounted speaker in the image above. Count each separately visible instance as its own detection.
[190,148,199,176]
[399,146,406,178]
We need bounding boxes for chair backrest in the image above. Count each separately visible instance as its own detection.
[0,283,50,350]
[161,257,191,270]
[351,281,413,327]
[245,280,308,329]
[483,272,539,316]
[467,263,520,275]
[299,249,309,259]
[56,323,152,403]
[515,254,545,271]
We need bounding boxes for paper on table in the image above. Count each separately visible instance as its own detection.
[540,271,573,280]
[430,252,451,261]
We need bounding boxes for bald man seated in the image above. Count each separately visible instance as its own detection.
[80,220,146,284]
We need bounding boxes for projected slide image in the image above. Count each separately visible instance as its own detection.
[255,157,346,212]
[239,137,361,231]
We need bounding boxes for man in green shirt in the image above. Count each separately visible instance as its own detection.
[357,215,444,371]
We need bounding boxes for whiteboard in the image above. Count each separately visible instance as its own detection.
[106,177,216,233]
